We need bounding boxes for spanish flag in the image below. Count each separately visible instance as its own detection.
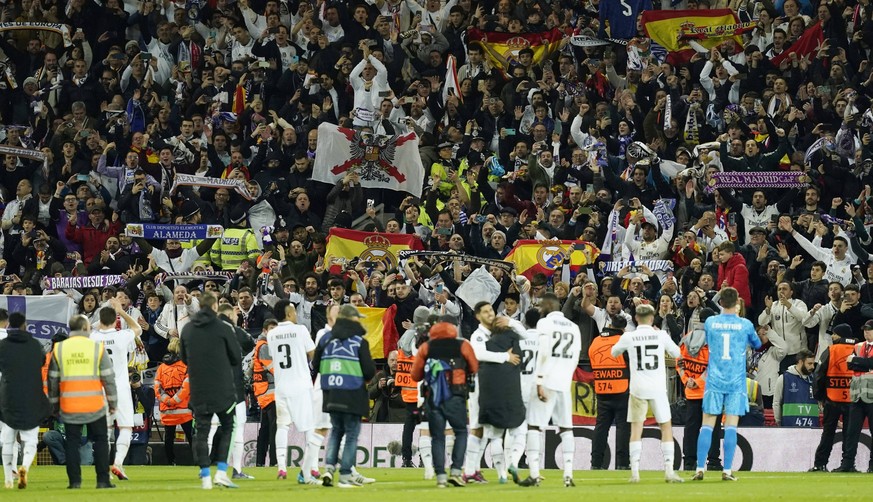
[467,28,564,74]
[505,240,600,281]
[358,305,399,359]
[232,83,247,115]
[324,228,423,275]
[642,9,752,64]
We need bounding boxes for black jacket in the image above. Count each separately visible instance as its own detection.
[180,308,241,414]
[479,329,525,429]
[313,318,376,418]
[219,313,255,403]
[0,329,51,429]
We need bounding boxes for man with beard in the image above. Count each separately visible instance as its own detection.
[384,275,424,338]
[583,293,636,332]
[465,302,522,484]
[804,282,846,361]
[292,273,328,334]
[773,350,818,426]
[87,236,131,275]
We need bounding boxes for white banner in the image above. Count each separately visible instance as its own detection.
[313,123,425,197]
[238,424,870,472]
[0,295,75,349]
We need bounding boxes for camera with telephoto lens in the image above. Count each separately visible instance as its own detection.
[129,369,141,385]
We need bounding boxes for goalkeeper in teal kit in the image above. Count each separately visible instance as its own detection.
[693,288,761,481]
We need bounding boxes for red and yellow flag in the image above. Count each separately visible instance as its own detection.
[466,28,563,73]
[357,305,399,359]
[642,9,752,62]
[505,240,600,281]
[325,228,423,275]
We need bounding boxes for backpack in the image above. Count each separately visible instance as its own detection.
[423,359,452,407]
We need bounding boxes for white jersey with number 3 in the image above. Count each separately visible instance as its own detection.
[267,321,315,396]
[535,312,581,391]
[90,328,136,388]
[611,324,681,399]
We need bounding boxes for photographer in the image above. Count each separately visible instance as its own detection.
[368,350,405,423]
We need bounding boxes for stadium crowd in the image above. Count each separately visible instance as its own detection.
[2,0,873,489]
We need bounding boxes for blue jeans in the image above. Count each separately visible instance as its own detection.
[428,395,468,476]
[43,429,94,466]
[325,412,362,476]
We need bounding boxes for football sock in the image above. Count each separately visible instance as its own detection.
[661,441,674,474]
[445,434,454,464]
[302,431,321,480]
[114,428,131,466]
[309,432,325,473]
[419,434,432,469]
[21,437,36,471]
[560,431,575,478]
[629,441,642,476]
[491,436,506,479]
[275,426,289,471]
[526,430,541,479]
[217,461,228,473]
[463,435,481,476]
[200,467,210,478]
[510,424,527,466]
[696,425,714,471]
[723,426,738,475]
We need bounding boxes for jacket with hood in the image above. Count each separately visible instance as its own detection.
[312,318,376,417]
[717,252,752,307]
[749,327,787,397]
[180,307,241,414]
[0,329,51,430]
[219,313,255,403]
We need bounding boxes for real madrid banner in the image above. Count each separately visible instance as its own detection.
[313,123,425,197]
[505,240,600,281]
[324,229,424,275]
[467,28,563,73]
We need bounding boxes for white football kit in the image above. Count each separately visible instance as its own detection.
[527,312,581,428]
[90,328,137,427]
[611,324,681,423]
[267,321,316,432]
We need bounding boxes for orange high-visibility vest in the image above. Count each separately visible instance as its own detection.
[678,342,710,400]
[395,350,418,403]
[154,359,193,425]
[42,351,51,396]
[252,338,275,408]
[588,335,629,395]
[53,336,107,415]
[826,344,855,403]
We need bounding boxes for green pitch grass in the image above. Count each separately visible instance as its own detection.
[3,466,869,500]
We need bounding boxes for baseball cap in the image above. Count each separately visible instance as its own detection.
[749,226,768,235]
[863,320,873,331]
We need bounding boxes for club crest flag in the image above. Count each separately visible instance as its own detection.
[642,9,750,60]
[324,228,424,275]
[313,123,425,197]
[0,295,75,350]
[466,28,563,73]
[505,240,600,280]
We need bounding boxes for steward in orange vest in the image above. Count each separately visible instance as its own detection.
[46,317,117,488]
[588,318,630,470]
[809,323,857,471]
[154,338,194,466]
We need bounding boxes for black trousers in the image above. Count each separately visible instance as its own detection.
[195,408,233,469]
[164,420,194,465]
[683,399,722,469]
[591,394,630,469]
[65,416,110,486]
[814,400,850,468]
[256,401,277,467]
[841,400,873,470]
[401,402,418,463]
